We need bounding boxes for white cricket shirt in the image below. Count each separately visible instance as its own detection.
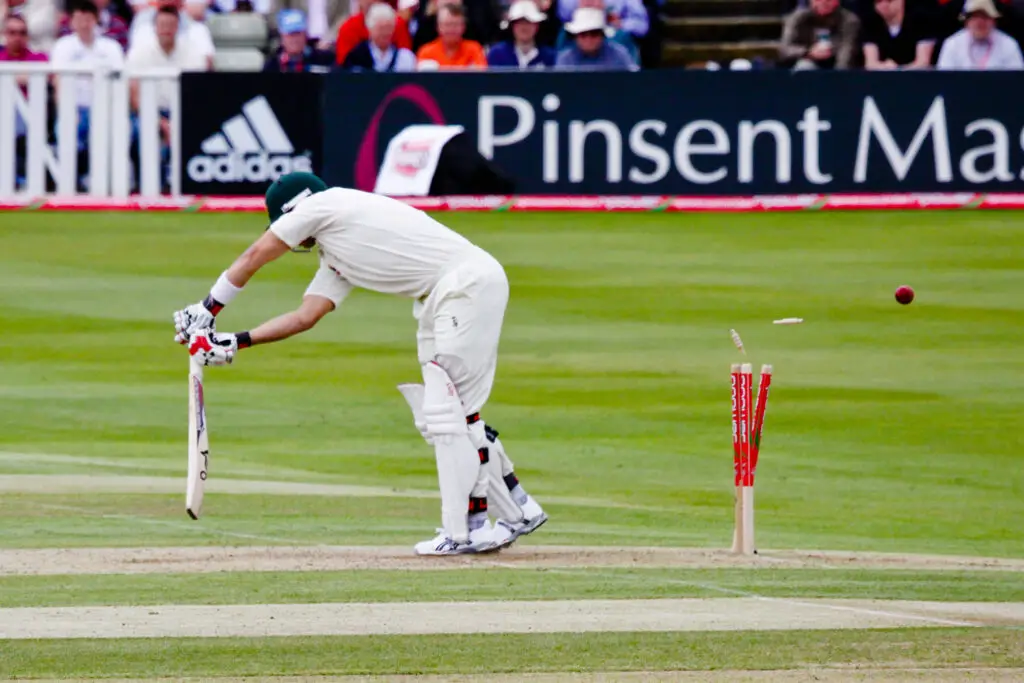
[129,10,216,60]
[49,34,125,108]
[269,188,482,307]
[126,36,208,110]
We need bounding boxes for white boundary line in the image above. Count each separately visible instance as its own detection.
[759,596,978,628]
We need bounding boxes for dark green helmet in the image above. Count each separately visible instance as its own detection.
[265,172,328,224]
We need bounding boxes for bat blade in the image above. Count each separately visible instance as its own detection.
[397,383,425,413]
[186,357,209,520]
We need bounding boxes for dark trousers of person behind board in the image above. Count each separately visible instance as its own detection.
[429,132,517,196]
[639,0,663,68]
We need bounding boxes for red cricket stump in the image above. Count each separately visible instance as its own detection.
[738,364,753,555]
[730,364,742,553]
[731,362,771,555]
[750,365,773,478]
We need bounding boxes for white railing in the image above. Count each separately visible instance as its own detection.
[0,64,181,199]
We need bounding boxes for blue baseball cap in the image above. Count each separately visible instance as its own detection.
[277,9,308,35]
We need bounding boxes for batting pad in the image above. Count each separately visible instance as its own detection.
[421,362,485,543]
[469,420,524,524]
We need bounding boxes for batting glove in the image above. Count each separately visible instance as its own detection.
[174,301,217,345]
[188,330,238,367]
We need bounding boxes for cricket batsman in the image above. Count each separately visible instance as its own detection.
[172,172,547,555]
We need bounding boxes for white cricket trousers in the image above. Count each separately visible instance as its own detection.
[415,249,509,415]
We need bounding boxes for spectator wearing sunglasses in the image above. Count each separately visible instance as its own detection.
[0,13,48,189]
[1,0,59,53]
[556,6,637,69]
[554,0,638,63]
[0,14,47,66]
[264,9,335,72]
[936,0,1023,69]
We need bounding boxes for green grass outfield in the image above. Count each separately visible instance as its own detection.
[0,209,1022,679]
[3,630,1023,679]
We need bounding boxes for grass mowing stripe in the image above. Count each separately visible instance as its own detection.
[35,502,301,545]
[1,494,720,550]
[1,629,1022,678]
[2,569,1022,608]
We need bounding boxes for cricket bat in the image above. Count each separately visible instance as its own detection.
[186,356,209,520]
[397,383,425,416]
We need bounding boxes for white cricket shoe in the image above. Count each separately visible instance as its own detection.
[413,532,475,556]
[506,495,548,540]
[491,518,516,549]
[414,521,510,556]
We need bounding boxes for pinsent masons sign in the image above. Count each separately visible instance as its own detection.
[321,71,1024,195]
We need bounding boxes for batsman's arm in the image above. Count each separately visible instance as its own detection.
[220,259,348,352]
[240,295,336,347]
[218,232,293,298]
[193,232,293,318]
[175,233,300,345]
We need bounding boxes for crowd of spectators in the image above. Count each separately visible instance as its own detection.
[322,0,652,70]
[3,0,1021,81]
[0,0,654,74]
[779,0,1024,70]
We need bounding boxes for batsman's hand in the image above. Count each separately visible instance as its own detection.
[174,301,216,345]
[414,415,432,445]
[188,330,238,367]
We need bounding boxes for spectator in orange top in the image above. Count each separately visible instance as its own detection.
[415,4,486,68]
[335,0,412,64]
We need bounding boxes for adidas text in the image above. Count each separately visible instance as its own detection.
[187,153,313,184]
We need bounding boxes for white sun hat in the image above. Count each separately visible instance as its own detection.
[565,7,609,34]
[960,0,1001,19]
[501,0,547,28]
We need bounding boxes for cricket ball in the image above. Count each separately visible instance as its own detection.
[894,285,915,305]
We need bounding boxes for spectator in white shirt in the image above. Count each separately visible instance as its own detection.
[126,5,207,189]
[50,1,125,151]
[130,0,216,67]
[936,0,1024,69]
[126,6,207,115]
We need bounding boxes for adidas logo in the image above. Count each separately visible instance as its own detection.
[187,96,312,184]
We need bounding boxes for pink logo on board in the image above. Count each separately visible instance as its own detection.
[354,84,446,191]
[393,140,433,176]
